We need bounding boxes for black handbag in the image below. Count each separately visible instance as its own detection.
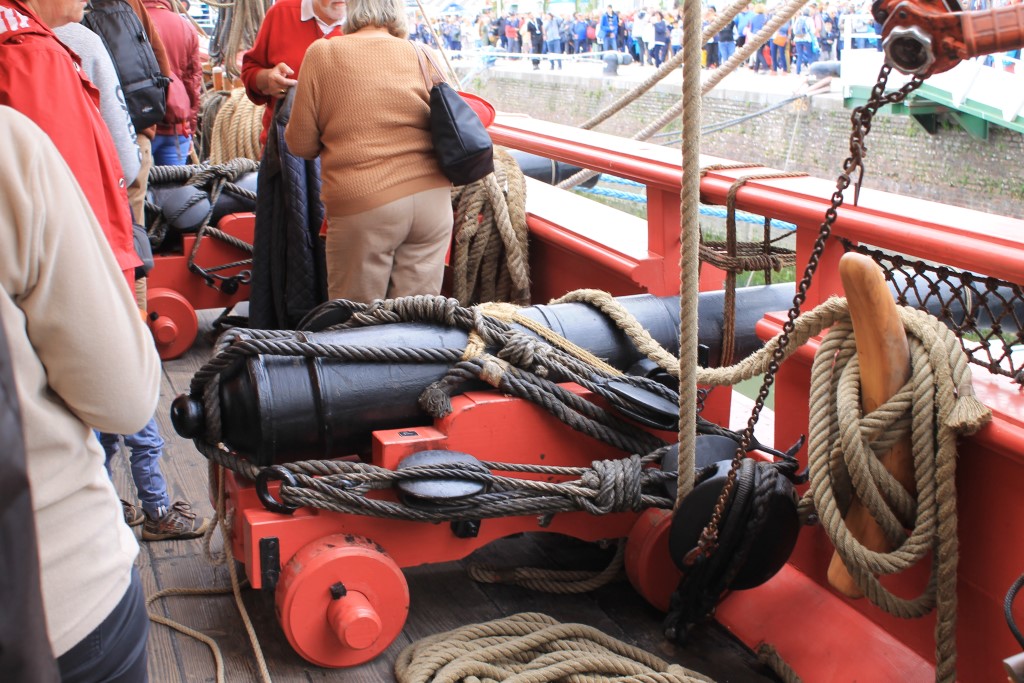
[414,45,494,186]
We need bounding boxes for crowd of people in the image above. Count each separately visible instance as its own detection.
[409,0,1019,74]
[406,2,859,72]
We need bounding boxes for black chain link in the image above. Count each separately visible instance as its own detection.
[683,64,925,565]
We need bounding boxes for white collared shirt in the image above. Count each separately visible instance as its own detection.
[300,0,346,35]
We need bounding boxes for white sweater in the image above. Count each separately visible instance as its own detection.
[0,106,160,656]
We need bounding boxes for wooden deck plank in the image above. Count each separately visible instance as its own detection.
[121,312,782,682]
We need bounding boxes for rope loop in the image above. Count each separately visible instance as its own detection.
[803,302,990,683]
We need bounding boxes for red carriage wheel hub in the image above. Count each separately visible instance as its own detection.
[625,508,681,613]
[145,287,198,360]
[276,534,409,668]
[326,589,382,650]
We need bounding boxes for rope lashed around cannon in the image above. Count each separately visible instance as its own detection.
[186,292,989,683]
[146,159,258,288]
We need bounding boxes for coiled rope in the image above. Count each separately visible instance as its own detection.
[468,540,626,594]
[450,148,530,305]
[395,613,714,683]
[209,88,264,164]
[207,0,266,80]
[805,305,990,683]
[196,89,232,162]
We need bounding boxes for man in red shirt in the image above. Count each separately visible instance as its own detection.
[0,0,140,286]
[241,0,346,148]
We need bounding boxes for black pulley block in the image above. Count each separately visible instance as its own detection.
[666,455,800,591]
[605,379,679,431]
[394,450,488,509]
[730,465,800,590]
[659,435,744,500]
[668,458,756,571]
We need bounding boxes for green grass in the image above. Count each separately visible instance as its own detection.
[733,375,775,410]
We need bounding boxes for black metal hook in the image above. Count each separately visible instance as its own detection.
[255,465,300,514]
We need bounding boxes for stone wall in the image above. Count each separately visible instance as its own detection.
[463,68,1024,219]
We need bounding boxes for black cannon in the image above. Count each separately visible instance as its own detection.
[172,286,793,465]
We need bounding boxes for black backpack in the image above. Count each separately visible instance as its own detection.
[82,0,169,131]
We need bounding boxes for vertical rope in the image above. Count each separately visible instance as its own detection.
[557,0,809,192]
[676,0,703,504]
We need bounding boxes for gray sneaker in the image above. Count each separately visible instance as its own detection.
[142,501,210,541]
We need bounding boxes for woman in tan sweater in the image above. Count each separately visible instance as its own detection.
[286,0,452,303]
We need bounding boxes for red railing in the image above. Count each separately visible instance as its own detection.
[490,114,1024,683]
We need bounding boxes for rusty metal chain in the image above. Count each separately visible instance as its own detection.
[683,64,924,565]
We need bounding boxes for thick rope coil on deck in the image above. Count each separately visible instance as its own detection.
[450,148,531,306]
[395,612,714,683]
[208,88,264,164]
[804,306,989,683]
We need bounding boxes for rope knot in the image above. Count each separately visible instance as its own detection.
[581,455,643,514]
[497,333,550,377]
[418,383,453,418]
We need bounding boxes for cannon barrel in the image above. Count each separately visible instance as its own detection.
[508,151,600,189]
[172,286,794,465]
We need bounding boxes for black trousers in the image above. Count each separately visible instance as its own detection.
[57,567,149,683]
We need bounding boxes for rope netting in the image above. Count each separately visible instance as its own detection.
[842,239,1024,385]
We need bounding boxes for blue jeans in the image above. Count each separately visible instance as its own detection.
[98,417,170,518]
[545,38,562,67]
[151,134,191,166]
[794,41,814,74]
[602,33,617,52]
[651,43,665,67]
[771,42,787,71]
[718,40,736,65]
[57,567,149,683]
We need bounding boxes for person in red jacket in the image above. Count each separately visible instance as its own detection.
[241,0,347,148]
[0,0,140,287]
[144,0,203,165]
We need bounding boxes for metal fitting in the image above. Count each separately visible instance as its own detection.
[883,25,937,75]
[1005,651,1024,683]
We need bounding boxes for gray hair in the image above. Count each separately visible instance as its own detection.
[346,0,409,38]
